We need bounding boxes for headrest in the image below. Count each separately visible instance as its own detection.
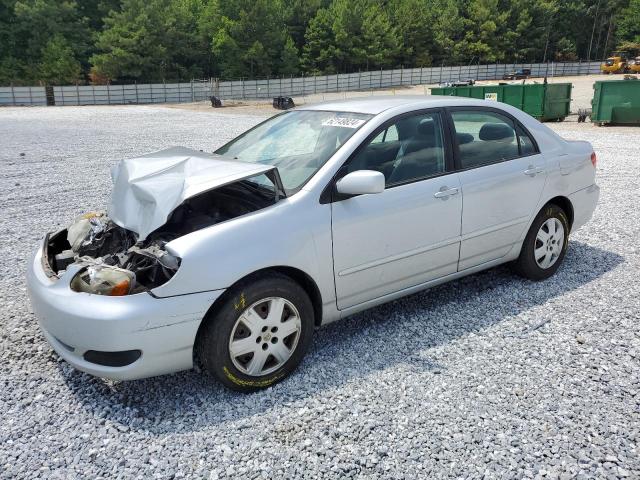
[456,132,474,145]
[479,123,514,141]
[417,119,435,137]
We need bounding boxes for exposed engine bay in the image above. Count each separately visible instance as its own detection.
[44,178,280,296]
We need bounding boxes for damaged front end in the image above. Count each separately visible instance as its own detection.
[44,212,181,295]
[42,147,285,296]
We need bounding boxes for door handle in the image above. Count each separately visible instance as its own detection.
[434,186,459,199]
[524,166,544,176]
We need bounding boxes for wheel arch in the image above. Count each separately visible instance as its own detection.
[545,196,574,231]
[193,266,323,362]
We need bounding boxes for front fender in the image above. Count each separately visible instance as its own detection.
[150,192,334,303]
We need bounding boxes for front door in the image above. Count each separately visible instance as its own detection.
[330,110,463,310]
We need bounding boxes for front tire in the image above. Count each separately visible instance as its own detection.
[514,204,570,281]
[196,272,314,392]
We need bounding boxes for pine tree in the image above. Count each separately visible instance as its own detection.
[38,34,82,85]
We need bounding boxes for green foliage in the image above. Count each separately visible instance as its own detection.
[280,37,300,76]
[207,0,297,78]
[616,41,640,56]
[387,0,459,67]
[301,7,336,73]
[90,0,209,82]
[555,38,579,61]
[454,0,512,62]
[39,34,82,84]
[617,0,640,44]
[301,0,401,72]
[0,0,636,85]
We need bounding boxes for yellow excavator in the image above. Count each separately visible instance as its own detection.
[601,51,630,74]
[629,56,640,73]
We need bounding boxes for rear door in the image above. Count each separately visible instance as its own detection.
[448,108,547,271]
[330,110,463,309]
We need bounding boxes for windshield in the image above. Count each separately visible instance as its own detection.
[215,110,372,193]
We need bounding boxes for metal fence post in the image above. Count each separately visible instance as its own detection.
[11,85,16,106]
[76,82,80,105]
[106,84,111,105]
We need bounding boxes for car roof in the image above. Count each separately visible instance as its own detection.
[297,95,503,115]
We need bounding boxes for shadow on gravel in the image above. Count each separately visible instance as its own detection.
[60,241,622,433]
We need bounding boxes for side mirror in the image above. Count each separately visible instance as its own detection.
[335,170,385,196]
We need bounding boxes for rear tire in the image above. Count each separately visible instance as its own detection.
[196,272,314,392]
[514,204,570,281]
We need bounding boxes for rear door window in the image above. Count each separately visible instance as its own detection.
[515,124,537,156]
[451,110,520,169]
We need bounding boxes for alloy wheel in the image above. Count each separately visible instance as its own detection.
[228,297,302,376]
[534,218,565,269]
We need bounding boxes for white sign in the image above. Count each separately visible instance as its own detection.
[322,117,366,128]
[484,92,498,101]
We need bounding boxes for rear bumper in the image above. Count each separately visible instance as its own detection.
[569,183,600,232]
[26,244,223,380]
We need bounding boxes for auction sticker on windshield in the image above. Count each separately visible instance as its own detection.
[322,117,367,128]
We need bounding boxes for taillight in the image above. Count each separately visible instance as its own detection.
[590,152,597,168]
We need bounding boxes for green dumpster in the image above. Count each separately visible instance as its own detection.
[430,83,572,122]
[591,79,640,125]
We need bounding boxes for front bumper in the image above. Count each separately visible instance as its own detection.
[26,244,223,380]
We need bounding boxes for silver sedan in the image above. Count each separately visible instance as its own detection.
[27,96,599,391]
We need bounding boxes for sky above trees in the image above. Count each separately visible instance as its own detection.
[1,0,638,86]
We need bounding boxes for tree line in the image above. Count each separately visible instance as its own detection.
[1,0,639,86]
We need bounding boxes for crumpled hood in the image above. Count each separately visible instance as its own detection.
[108,146,274,240]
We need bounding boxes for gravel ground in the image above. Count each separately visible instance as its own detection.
[1,106,639,479]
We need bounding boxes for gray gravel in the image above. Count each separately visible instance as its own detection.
[1,106,639,479]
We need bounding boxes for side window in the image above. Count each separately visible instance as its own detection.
[346,112,446,186]
[516,124,536,156]
[451,110,519,169]
[371,125,399,144]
